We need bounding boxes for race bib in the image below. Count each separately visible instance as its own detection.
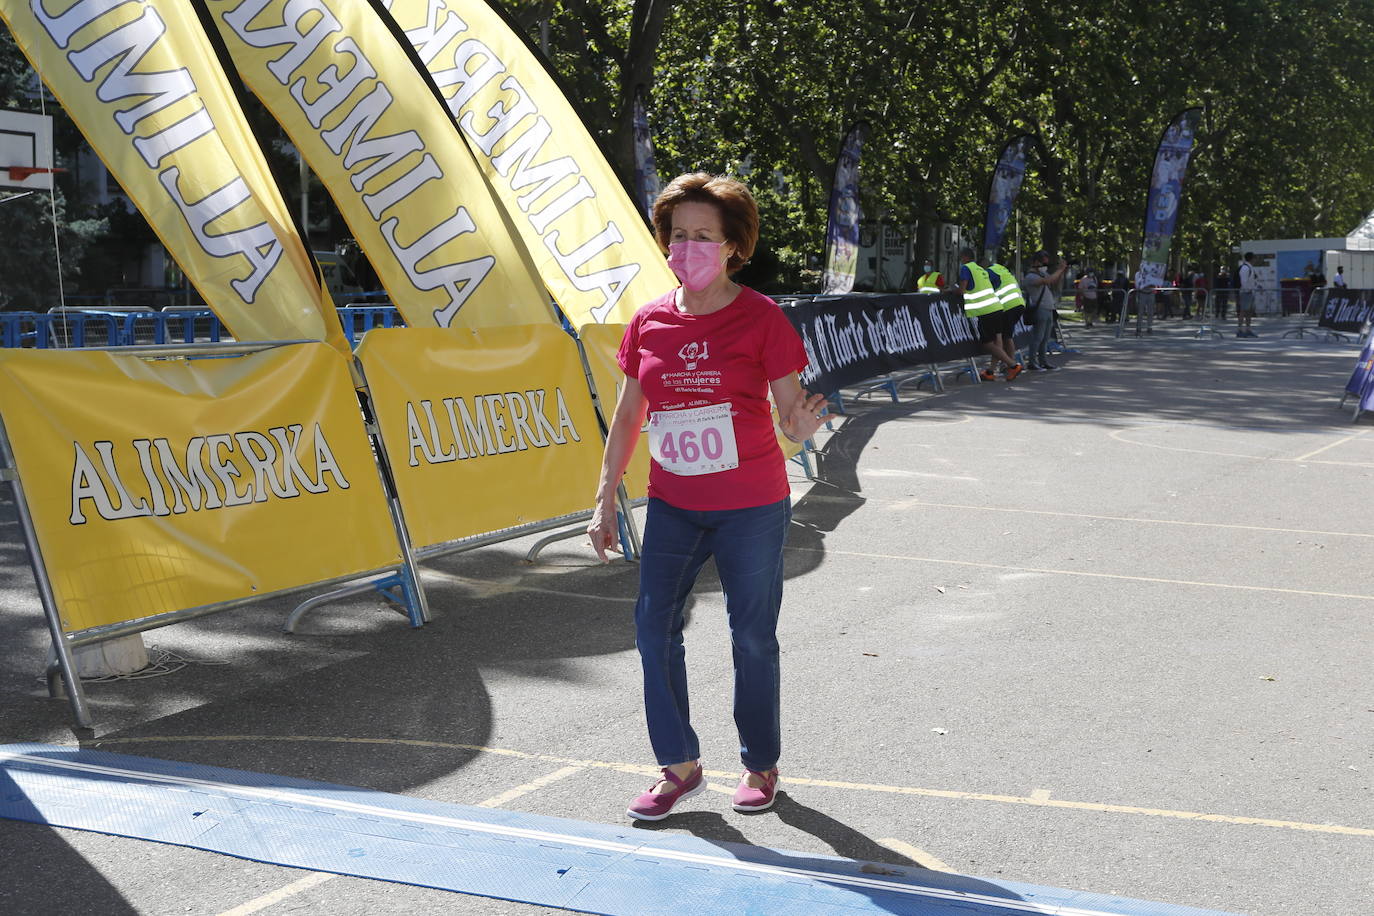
[648,403,739,476]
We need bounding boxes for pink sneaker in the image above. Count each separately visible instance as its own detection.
[626,764,704,821]
[732,768,779,812]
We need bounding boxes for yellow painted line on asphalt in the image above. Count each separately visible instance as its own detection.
[476,764,585,808]
[1029,789,1053,802]
[1292,429,1370,461]
[1108,426,1374,467]
[875,838,953,872]
[213,764,583,915]
[789,545,1374,603]
[884,499,1374,540]
[218,873,334,916]
[97,736,1374,838]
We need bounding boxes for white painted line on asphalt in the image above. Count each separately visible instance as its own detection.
[1030,789,1053,802]
[1108,426,1374,467]
[883,500,1374,540]
[213,764,584,915]
[788,544,1374,603]
[861,469,980,481]
[876,837,953,872]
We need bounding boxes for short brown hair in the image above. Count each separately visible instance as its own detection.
[652,173,758,273]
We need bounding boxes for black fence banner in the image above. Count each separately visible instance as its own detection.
[1319,289,1373,333]
[783,293,982,392]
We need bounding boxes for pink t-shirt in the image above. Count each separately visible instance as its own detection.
[618,286,808,511]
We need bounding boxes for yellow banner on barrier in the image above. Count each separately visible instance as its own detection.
[356,325,603,548]
[381,0,677,327]
[0,0,346,353]
[0,344,399,633]
[204,0,553,330]
[577,323,649,500]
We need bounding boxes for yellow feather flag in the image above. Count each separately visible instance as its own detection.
[0,0,348,354]
[380,0,677,327]
[202,0,554,330]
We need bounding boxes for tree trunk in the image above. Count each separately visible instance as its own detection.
[609,0,675,186]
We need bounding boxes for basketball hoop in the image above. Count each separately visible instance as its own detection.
[4,166,65,181]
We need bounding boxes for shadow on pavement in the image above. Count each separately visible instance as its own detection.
[631,791,1021,914]
[0,769,138,915]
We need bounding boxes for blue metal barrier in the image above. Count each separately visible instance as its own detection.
[1,312,120,348]
[110,309,222,345]
[0,309,224,348]
[337,306,404,346]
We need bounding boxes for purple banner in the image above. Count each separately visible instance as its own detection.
[1138,108,1202,289]
[1346,332,1374,400]
[983,135,1032,259]
[631,85,660,222]
[821,122,867,295]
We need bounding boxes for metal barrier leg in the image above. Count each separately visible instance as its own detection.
[284,576,397,634]
[615,484,642,560]
[0,419,92,729]
[525,524,591,563]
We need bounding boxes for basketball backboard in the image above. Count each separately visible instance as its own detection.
[0,109,56,193]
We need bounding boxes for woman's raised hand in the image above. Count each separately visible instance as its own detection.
[785,388,832,443]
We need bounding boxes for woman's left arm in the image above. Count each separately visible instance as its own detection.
[770,372,832,444]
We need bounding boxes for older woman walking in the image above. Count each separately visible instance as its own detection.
[588,173,830,820]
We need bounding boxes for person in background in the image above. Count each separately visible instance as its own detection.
[988,260,1026,375]
[1079,266,1099,327]
[1214,265,1231,320]
[1110,267,1128,323]
[1237,251,1258,337]
[959,248,1020,381]
[1189,264,1207,320]
[1333,265,1347,288]
[1023,250,1068,370]
[916,258,944,293]
[588,172,831,821]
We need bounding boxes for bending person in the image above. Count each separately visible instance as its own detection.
[588,173,830,822]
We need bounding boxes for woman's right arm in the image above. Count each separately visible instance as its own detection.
[587,376,648,562]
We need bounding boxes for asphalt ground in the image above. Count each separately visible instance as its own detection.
[1,314,1371,916]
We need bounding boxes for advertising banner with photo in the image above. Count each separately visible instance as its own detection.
[202,0,554,330]
[0,344,400,633]
[631,85,661,223]
[1137,108,1202,290]
[355,325,606,549]
[982,134,1033,262]
[820,121,867,295]
[379,0,677,327]
[784,293,982,394]
[1319,289,1373,334]
[0,0,347,353]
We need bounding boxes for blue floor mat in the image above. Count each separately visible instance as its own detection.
[0,744,1237,915]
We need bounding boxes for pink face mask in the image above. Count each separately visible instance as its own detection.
[667,239,727,291]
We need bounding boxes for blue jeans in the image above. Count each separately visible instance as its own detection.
[1030,305,1055,365]
[634,496,791,772]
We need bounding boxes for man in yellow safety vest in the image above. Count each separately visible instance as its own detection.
[916,258,944,293]
[988,261,1025,377]
[959,248,1021,381]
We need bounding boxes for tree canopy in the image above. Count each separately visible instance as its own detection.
[512,0,1374,285]
[3,1,1372,302]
